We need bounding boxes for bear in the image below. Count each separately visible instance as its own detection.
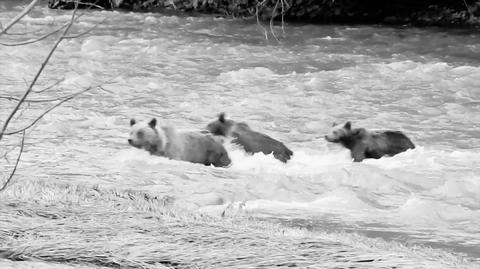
[205,113,293,163]
[324,121,415,162]
[128,118,231,167]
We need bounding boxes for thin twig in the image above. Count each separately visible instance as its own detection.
[0,0,40,36]
[0,5,79,141]
[4,86,92,136]
[462,0,473,18]
[0,130,26,192]
[0,22,68,46]
[280,0,285,35]
[1,143,18,163]
[0,79,114,102]
[0,92,84,103]
[3,30,39,36]
[97,85,114,94]
[64,18,106,39]
[3,76,118,136]
[33,79,64,93]
[256,6,268,40]
[77,1,106,10]
[0,12,88,46]
[269,0,280,42]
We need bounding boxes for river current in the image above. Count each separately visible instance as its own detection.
[1,2,480,266]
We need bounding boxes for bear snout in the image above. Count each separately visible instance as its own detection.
[325,135,339,143]
[128,139,142,149]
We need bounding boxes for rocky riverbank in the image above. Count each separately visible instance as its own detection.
[48,0,480,26]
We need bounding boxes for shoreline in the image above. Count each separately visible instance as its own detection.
[47,0,480,28]
[0,179,478,268]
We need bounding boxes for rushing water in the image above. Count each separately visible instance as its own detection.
[1,1,480,266]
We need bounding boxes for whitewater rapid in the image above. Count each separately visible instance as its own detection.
[1,2,479,264]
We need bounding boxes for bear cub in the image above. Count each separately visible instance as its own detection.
[206,113,293,163]
[325,121,415,162]
[129,118,231,167]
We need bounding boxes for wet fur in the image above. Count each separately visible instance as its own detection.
[325,122,415,162]
[129,118,231,167]
[206,113,293,163]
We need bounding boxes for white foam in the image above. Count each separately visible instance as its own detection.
[431,176,480,206]
[81,39,104,53]
[113,148,176,166]
[22,15,55,24]
[62,72,95,87]
[396,196,479,224]
[144,16,157,24]
[218,67,276,84]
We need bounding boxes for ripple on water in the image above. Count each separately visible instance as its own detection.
[1,4,480,263]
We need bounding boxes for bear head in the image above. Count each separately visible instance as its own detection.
[206,113,235,136]
[325,121,367,143]
[128,118,166,154]
[325,121,353,143]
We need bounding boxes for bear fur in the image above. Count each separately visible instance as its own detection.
[128,118,231,167]
[206,113,293,163]
[325,121,415,162]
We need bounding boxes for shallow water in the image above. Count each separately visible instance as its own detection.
[1,1,480,265]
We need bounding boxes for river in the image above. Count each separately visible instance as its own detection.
[1,1,480,268]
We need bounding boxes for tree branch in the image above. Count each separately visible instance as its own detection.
[3,86,93,136]
[0,91,83,103]
[0,22,68,46]
[269,0,280,42]
[0,12,89,46]
[0,0,41,36]
[0,5,79,141]
[77,1,106,10]
[256,5,268,40]
[64,18,106,39]
[0,131,26,192]
[33,79,64,93]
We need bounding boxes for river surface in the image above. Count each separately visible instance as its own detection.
[1,1,480,266]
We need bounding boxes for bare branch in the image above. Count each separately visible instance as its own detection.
[64,18,106,39]
[4,86,93,136]
[0,1,110,193]
[2,76,118,137]
[3,30,39,36]
[0,0,41,36]
[256,6,268,40]
[33,79,64,93]
[269,0,280,42]
[0,92,80,103]
[0,80,113,103]
[0,130,26,192]
[0,5,79,141]
[0,22,68,46]
[77,1,106,10]
[280,0,286,35]
[0,12,89,46]
[97,85,114,94]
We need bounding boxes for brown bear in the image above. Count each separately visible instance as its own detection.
[128,118,231,167]
[325,121,415,162]
[205,113,293,163]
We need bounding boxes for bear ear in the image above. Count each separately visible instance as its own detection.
[352,128,366,136]
[218,113,226,123]
[148,118,157,129]
[130,118,136,126]
[344,121,351,130]
[332,122,338,127]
